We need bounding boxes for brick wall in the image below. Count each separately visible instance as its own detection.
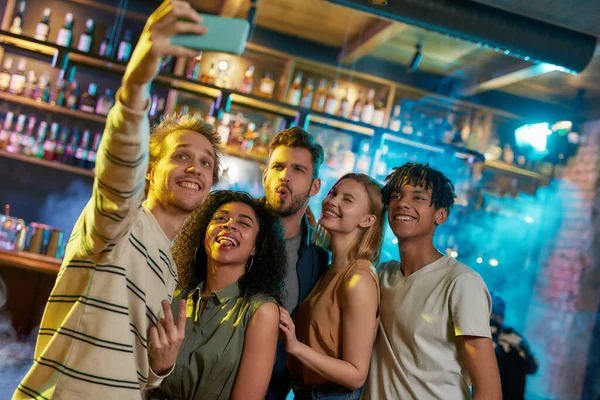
[524,121,600,400]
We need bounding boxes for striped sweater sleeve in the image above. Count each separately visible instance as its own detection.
[79,88,151,257]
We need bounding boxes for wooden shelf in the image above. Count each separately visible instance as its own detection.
[0,92,107,123]
[484,159,549,181]
[222,146,268,163]
[0,248,60,275]
[0,150,95,177]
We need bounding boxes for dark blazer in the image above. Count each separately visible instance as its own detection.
[266,214,329,399]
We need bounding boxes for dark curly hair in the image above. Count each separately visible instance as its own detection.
[383,162,456,215]
[172,190,285,304]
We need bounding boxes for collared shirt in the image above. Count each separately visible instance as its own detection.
[147,281,276,400]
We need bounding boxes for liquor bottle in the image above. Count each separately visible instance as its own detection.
[6,114,26,153]
[48,69,66,106]
[54,125,70,163]
[324,82,338,115]
[254,121,271,157]
[56,13,74,47]
[33,72,51,102]
[22,71,37,98]
[77,19,95,53]
[19,116,37,156]
[355,139,371,174]
[117,30,132,62]
[0,112,14,149]
[239,65,255,94]
[42,122,59,160]
[227,115,244,148]
[311,78,327,111]
[74,130,91,167]
[9,0,26,35]
[299,78,315,108]
[241,122,257,153]
[79,83,98,113]
[338,88,350,119]
[65,80,80,109]
[62,128,79,164]
[360,89,375,124]
[34,8,52,41]
[350,89,364,121]
[389,105,401,132]
[96,88,115,115]
[216,113,231,145]
[186,54,202,80]
[85,132,102,169]
[286,72,303,106]
[201,63,217,85]
[258,72,275,98]
[31,120,48,158]
[8,58,26,95]
[0,58,12,92]
[371,94,386,127]
[98,26,114,57]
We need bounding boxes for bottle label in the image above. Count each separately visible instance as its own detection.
[324,99,337,115]
[360,106,374,124]
[340,102,350,119]
[99,42,107,57]
[0,73,11,90]
[87,150,96,163]
[371,110,385,127]
[117,43,132,62]
[259,80,274,97]
[20,134,31,147]
[390,120,401,132]
[77,35,92,52]
[56,29,72,47]
[76,147,88,160]
[9,76,25,94]
[80,104,95,113]
[44,141,56,152]
[287,90,301,106]
[35,23,50,41]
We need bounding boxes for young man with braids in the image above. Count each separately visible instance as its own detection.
[363,163,501,400]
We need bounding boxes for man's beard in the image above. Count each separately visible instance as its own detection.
[266,184,310,217]
[157,187,205,214]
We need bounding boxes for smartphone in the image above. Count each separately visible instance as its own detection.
[170,14,250,55]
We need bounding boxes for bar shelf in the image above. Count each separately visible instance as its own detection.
[0,92,107,123]
[0,149,95,177]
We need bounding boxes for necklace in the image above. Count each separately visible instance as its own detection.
[393,250,441,280]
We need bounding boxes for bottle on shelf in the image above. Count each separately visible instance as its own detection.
[85,132,102,169]
[355,139,371,174]
[299,78,315,108]
[62,128,80,164]
[239,65,255,94]
[338,87,351,119]
[54,125,70,163]
[0,57,13,92]
[241,122,256,153]
[217,113,231,145]
[98,26,114,57]
[389,105,401,132]
[117,30,133,62]
[42,122,59,160]
[350,89,364,121]
[34,8,52,42]
[31,120,48,158]
[371,93,386,127]
[74,130,91,167]
[49,69,66,107]
[6,114,26,154]
[22,71,37,98]
[201,63,217,85]
[221,73,233,89]
[258,72,275,99]
[324,82,338,115]
[9,0,26,35]
[96,88,115,116]
[65,80,80,110]
[254,121,271,157]
[8,58,26,95]
[228,115,244,148]
[77,19,95,53]
[0,112,15,149]
[56,13,74,47]
[79,83,98,113]
[286,71,303,106]
[186,53,202,80]
[360,88,375,124]
[311,78,327,111]
[33,72,51,102]
[20,116,37,156]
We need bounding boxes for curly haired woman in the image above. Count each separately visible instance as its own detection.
[147,191,286,400]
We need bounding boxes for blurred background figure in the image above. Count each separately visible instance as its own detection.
[490,293,539,400]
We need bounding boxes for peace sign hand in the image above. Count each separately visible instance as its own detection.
[148,299,187,376]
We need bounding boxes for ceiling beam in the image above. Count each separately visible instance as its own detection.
[219,0,245,17]
[461,62,559,96]
[338,19,407,65]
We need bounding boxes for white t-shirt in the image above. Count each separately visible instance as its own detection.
[363,256,492,400]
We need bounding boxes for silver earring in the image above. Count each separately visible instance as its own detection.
[194,247,201,263]
[246,256,254,273]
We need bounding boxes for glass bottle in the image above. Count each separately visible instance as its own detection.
[95,88,115,116]
[22,70,37,98]
[258,72,275,98]
[350,89,364,121]
[34,8,52,42]
[9,0,26,35]
[6,114,26,153]
[74,130,91,167]
[8,58,26,95]
[324,82,338,115]
[56,13,74,47]
[49,69,66,106]
[360,89,375,124]
[31,120,48,158]
[239,65,255,94]
[338,88,350,119]
[42,122,59,160]
[77,19,95,53]
[19,116,37,156]
[99,26,114,57]
[286,72,303,106]
[65,80,80,110]
[85,132,102,169]
[299,78,315,108]
[311,78,327,111]
[54,126,70,163]
[117,30,132,62]
[0,57,13,92]
[0,112,15,149]
[78,83,98,113]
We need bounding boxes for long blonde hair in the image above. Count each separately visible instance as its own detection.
[314,173,386,264]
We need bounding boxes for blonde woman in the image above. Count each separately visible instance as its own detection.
[279,173,385,400]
